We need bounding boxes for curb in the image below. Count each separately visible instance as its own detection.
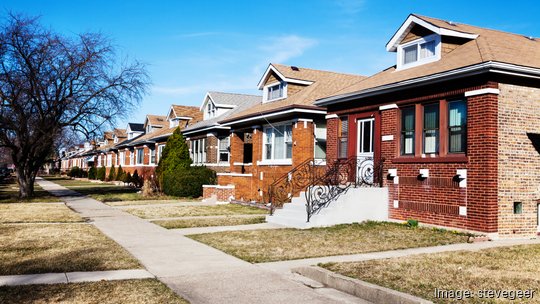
[293,266,433,304]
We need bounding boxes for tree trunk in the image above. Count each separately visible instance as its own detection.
[17,166,36,199]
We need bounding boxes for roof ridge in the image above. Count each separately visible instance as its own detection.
[413,13,538,40]
[271,63,367,79]
[208,91,261,98]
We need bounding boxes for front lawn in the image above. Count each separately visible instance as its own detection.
[153,215,266,229]
[107,198,201,206]
[321,244,540,304]
[0,223,141,275]
[0,203,83,223]
[188,222,470,263]
[125,204,268,219]
[0,279,189,304]
[0,180,61,204]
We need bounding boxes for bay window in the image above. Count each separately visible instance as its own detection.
[448,100,467,153]
[423,103,439,154]
[119,151,125,166]
[401,107,415,155]
[218,137,230,163]
[136,148,144,165]
[191,139,206,164]
[263,124,292,161]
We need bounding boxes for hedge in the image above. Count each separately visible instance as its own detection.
[162,166,216,198]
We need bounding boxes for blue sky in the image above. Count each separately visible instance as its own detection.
[2,0,540,129]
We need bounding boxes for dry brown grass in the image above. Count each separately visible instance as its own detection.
[188,222,470,263]
[0,181,61,204]
[0,223,140,275]
[153,216,266,229]
[322,244,540,304]
[0,203,83,223]
[0,279,189,304]
[107,199,202,206]
[126,204,268,219]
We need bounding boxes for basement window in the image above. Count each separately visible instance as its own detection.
[514,202,523,214]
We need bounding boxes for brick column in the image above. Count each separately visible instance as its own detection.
[206,134,218,164]
[466,92,499,233]
[229,132,244,172]
[326,115,339,162]
[292,120,314,166]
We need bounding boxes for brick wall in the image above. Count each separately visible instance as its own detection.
[203,185,235,202]
[498,83,540,237]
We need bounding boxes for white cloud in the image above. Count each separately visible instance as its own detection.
[334,0,365,14]
[260,35,318,63]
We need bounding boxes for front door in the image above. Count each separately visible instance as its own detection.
[356,118,375,184]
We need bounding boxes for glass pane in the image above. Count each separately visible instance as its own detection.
[424,130,438,154]
[420,40,435,59]
[340,117,348,136]
[403,45,417,64]
[403,131,414,154]
[449,100,467,127]
[265,144,272,160]
[424,104,439,130]
[339,137,348,159]
[402,107,415,131]
[362,121,372,153]
[274,126,285,159]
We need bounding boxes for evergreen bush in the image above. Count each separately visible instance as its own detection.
[108,164,116,181]
[162,166,216,197]
[116,165,124,181]
[97,166,106,181]
[88,166,96,180]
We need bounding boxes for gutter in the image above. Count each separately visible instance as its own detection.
[315,61,540,106]
[220,106,326,127]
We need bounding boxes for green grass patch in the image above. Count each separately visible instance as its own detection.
[153,215,266,229]
[125,204,268,219]
[0,279,189,304]
[321,244,540,303]
[188,221,471,263]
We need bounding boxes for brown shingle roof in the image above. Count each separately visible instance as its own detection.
[223,64,366,122]
[146,115,167,127]
[103,131,113,140]
[113,128,127,139]
[324,14,540,100]
[171,105,203,124]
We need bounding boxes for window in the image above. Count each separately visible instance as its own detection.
[136,148,144,165]
[106,154,112,167]
[149,147,156,165]
[423,103,439,154]
[448,100,467,153]
[158,145,165,161]
[401,107,415,155]
[119,151,125,166]
[338,117,348,159]
[129,149,134,165]
[191,139,206,164]
[314,121,327,160]
[97,154,102,167]
[218,137,230,163]
[206,102,216,118]
[398,34,440,69]
[263,124,292,160]
[265,82,287,102]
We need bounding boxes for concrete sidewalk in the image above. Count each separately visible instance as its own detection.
[0,269,153,286]
[36,178,364,304]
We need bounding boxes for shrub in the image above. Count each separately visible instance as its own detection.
[132,170,143,188]
[88,167,96,180]
[116,165,124,181]
[97,166,106,181]
[123,172,132,184]
[155,127,191,187]
[141,178,158,197]
[406,219,419,228]
[67,166,87,178]
[108,164,116,181]
[162,166,216,197]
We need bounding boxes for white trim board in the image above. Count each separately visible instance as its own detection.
[257,64,314,89]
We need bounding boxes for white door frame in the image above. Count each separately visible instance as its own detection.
[356,118,375,184]
[356,118,375,158]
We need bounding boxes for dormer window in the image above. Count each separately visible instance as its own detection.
[207,102,216,118]
[264,82,287,102]
[397,34,440,70]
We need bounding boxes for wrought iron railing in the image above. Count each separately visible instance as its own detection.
[268,158,327,214]
[305,156,384,222]
[268,156,385,220]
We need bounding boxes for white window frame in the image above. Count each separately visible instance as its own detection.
[218,136,230,164]
[106,154,112,167]
[136,148,144,165]
[261,124,293,163]
[191,139,206,164]
[263,81,288,103]
[314,121,327,162]
[158,144,165,162]
[149,146,156,165]
[119,151,125,166]
[396,34,441,70]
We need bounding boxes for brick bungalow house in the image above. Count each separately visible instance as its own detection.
[204,64,365,203]
[308,14,540,238]
[112,106,202,177]
[182,92,261,174]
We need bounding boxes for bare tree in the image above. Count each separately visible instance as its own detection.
[0,14,149,198]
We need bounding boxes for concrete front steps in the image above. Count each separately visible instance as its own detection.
[266,187,389,229]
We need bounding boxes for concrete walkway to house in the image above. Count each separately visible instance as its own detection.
[258,238,540,274]
[0,269,153,286]
[36,178,368,304]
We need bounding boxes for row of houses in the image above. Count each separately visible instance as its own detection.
[61,14,540,239]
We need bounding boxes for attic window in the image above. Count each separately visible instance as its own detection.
[207,102,216,118]
[264,82,287,102]
[398,34,440,70]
